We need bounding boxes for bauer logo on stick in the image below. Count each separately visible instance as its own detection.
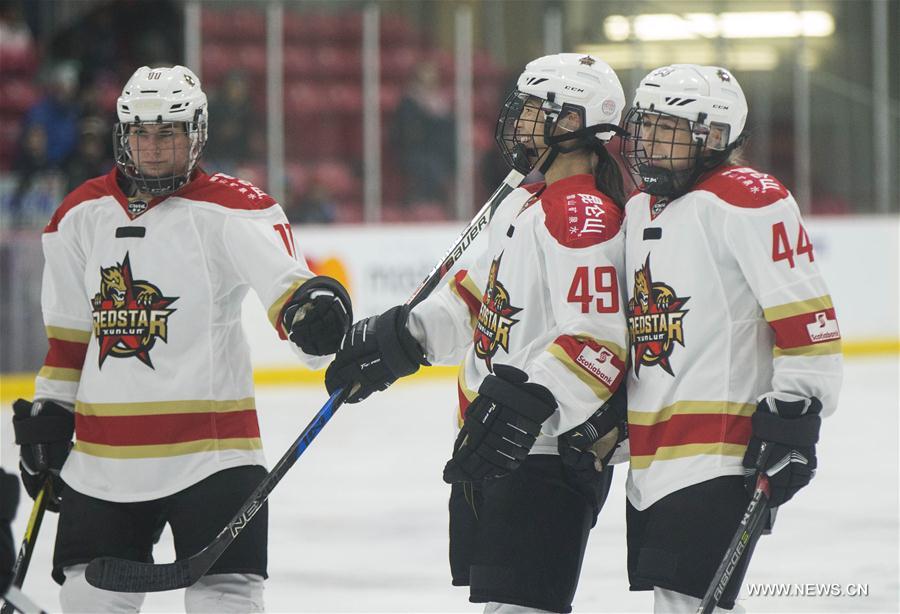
[91,252,178,368]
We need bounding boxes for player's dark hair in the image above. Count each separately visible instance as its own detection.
[592,141,626,208]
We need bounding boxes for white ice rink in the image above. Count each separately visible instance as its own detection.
[2,356,898,613]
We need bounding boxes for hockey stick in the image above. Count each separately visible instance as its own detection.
[696,473,771,614]
[85,168,526,593]
[0,483,49,614]
[1,586,47,614]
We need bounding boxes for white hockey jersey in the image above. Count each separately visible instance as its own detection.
[35,168,326,502]
[623,165,843,510]
[409,174,628,455]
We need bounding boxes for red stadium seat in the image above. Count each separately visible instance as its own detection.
[285,81,327,116]
[334,202,363,223]
[312,160,358,200]
[379,83,402,113]
[381,46,420,82]
[283,46,314,78]
[285,161,312,197]
[381,14,418,46]
[231,8,267,41]
[0,79,39,114]
[0,41,38,76]
[200,9,231,40]
[201,43,232,84]
[236,45,267,75]
[314,47,361,80]
[324,83,362,114]
[284,11,313,41]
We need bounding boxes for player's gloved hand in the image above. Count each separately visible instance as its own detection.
[282,276,352,356]
[324,305,428,403]
[12,398,75,512]
[742,393,822,507]
[443,365,557,484]
[558,385,627,483]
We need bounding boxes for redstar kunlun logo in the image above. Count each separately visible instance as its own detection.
[627,254,689,376]
[91,252,177,368]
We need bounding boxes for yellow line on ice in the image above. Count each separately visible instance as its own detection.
[1,339,896,403]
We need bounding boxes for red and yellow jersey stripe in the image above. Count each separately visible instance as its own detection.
[38,326,90,383]
[547,335,627,402]
[72,397,261,459]
[628,400,755,470]
[764,295,842,358]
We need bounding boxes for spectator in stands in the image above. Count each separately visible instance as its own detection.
[391,62,455,209]
[64,117,110,191]
[9,124,57,224]
[20,62,81,167]
[292,178,337,225]
[0,0,33,55]
[206,71,259,170]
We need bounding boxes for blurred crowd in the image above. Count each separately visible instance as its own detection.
[0,0,508,228]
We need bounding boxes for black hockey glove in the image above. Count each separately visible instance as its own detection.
[324,305,427,403]
[558,385,627,484]
[443,365,557,484]
[282,275,352,356]
[742,393,822,508]
[12,398,75,512]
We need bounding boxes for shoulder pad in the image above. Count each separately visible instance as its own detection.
[185,173,278,211]
[522,181,544,195]
[694,166,790,208]
[542,189,622,248]
[44,174,110,233]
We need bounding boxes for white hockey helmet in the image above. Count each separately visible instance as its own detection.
[496,53,625,175]
[114,65,208,196]
[621,64,748,197]
[631,64,747,147]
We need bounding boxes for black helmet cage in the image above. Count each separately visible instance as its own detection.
[495,90,591,176]
[113,108,207,197]
[621,105,738,198]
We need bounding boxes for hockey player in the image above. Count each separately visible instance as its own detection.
[10,65,351,613]
[618,64,843,611]
[326,53,629,613]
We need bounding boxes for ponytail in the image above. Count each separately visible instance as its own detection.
[592,142,626,208]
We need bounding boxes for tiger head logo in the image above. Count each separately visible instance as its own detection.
[634,265,651,312]
[100,266,128,308]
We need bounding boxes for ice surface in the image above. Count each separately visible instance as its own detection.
[2,357,897,613]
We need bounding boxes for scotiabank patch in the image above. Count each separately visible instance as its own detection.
[575,345,621,387]
[806,311,840,343]
[627,254,689,376]
[91,252,178,368]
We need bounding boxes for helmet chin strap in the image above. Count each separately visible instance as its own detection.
[639,133,742,199]
[539,121,626,175]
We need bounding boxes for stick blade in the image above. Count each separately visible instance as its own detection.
[85,556,192,592]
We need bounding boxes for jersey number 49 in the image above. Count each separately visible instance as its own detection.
[567,266,619,314]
